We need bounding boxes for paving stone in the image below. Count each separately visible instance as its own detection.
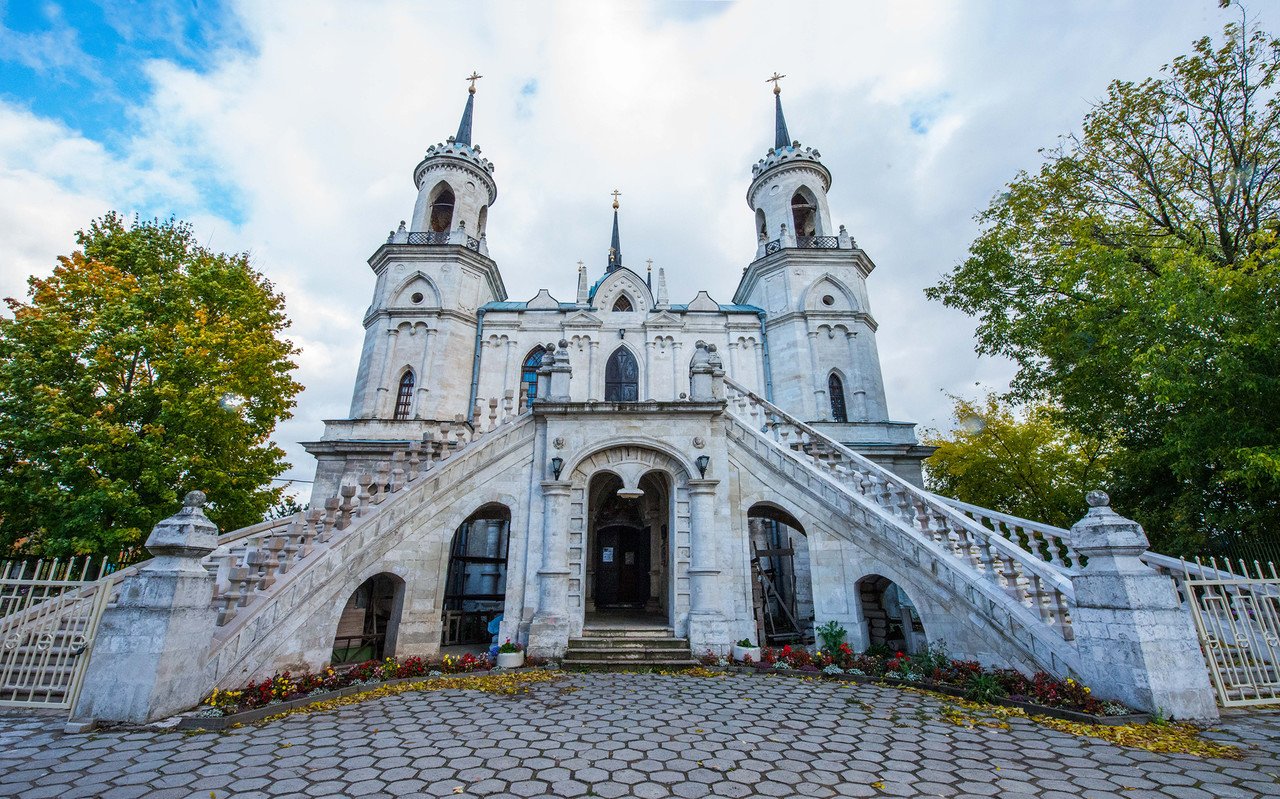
[0,675,1278,799]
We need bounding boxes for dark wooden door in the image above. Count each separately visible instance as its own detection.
[595,525,650,607]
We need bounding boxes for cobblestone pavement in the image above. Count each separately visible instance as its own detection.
[0,673,1278,798]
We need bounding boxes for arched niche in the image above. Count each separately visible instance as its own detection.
[390,273,442,309]
[803,274,857,312]
[331,572,406,664]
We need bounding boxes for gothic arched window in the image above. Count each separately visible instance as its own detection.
[429,183,455,233]
[791,189,817,237]
[828,373,848,423]
[605,347,639,402]
[612,294,633,312]
[521,346,545,404]
[394,370,415,420]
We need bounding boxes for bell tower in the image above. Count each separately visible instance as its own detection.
[303,74,508,504]
[733,75,932,483]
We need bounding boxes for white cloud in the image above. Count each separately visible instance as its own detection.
[0,0,1264,486]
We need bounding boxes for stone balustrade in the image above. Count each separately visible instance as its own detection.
[723,377,1076,644]
[198,393,530,628]
[939,497,1082,569]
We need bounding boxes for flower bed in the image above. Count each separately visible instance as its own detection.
[199,653,502,718]
[707,643,1143,723]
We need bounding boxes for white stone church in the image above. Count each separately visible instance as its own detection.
[65,79,1221,725]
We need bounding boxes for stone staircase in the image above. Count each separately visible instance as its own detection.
[562,622,699,670]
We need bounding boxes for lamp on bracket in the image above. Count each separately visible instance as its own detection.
[695,455,710,478]
[550,456,564,480]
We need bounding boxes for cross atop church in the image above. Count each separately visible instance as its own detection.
[767,72,785,94]
[611,189,622,209]
[466,71,483,93]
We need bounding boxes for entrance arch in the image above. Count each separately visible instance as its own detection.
[331,572,405,664]
[441,504,511,646]
[857,574,927,654]
[566,444,694,636]
[747,503,814,645]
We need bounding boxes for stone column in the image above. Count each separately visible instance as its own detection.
[806,329,823,418]
[75,492,220,724]
[671,341,683,399]
[588,339,600,401]
[1069,491,1219,721]
[415,325,435,419]
[644,339,655,400]
[686,478,726,652]
[375,328,400,418]
[529,480,573,657]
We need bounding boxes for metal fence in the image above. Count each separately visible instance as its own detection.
[0,557,114,711]
[1183,557,1280,707]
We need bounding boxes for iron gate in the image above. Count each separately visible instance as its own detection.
[1183,558,1280,707]
[0,558,114,710]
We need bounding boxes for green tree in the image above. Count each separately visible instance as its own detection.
[922,395,1114,531]
[0,213,303,557]
[926,19,1280,555]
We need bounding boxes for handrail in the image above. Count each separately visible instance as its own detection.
[722,376,1076,642]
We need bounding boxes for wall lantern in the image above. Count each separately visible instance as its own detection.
[695,455,710,477]
[550,456,565,480]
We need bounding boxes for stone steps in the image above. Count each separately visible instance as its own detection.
[563,625,698,669]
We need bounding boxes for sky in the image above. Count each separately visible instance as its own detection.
[0,0,1265,496]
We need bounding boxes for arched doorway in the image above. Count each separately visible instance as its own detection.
[441,504,511,646]
[332,572,405,664]
[857,575,927,653]
[747,504,814,645]
[586,471,670,621]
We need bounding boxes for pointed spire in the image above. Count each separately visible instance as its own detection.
[607,190,623,271]
[454,72,482,146]
[766,72,791,150]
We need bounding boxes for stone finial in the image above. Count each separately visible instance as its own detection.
[144,491,219,561]
[655,268,669,309]
[1070,488,1148,560]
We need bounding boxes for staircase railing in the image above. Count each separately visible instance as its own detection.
[205,396,534,630]
[723,377,1076,644]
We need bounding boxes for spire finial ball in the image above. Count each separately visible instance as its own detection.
[611,189,621,210]
[767,72,786,94]
[466,71,483,93]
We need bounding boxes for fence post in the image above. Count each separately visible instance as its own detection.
[1068,490,1218,721]
[73,491,220,724]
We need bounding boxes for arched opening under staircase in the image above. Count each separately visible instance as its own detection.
[441,504,511,646]
[331,572,405,664]
[857,574,927,654]
[747,503,814,645]
[585,471,670,625]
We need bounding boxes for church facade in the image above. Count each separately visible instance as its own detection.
[300,81,934,656]
[67,79,1220,726]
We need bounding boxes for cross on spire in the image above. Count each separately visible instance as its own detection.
[767,72,786,94]
[611,189,622,209]
[466,71,483,93]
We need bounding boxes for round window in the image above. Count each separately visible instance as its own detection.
[821,294,836,306]
[411,292,424,304]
